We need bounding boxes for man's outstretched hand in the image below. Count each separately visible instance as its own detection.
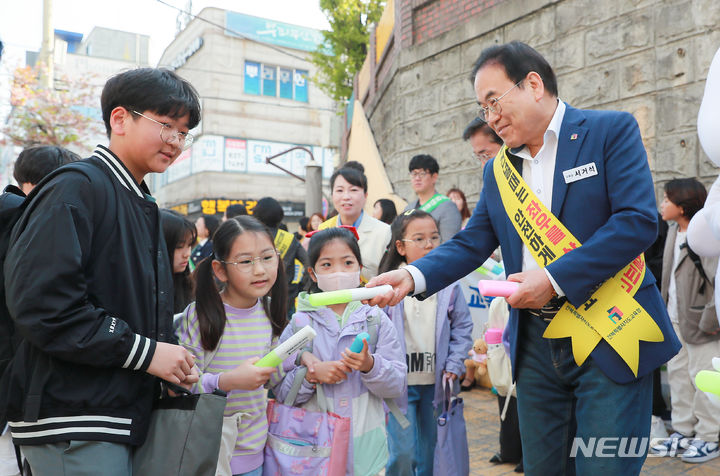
[365,269,414,307]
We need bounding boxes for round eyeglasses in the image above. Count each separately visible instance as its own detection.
[220,252,279,273]
[477,79,523,122]
[132,110,195,151]
[402,236,441,248]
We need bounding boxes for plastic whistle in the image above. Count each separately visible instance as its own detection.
[480,257,504,276]
[254,325,317,367]
[308,285,394,307]
[350,332,371,353]
[477,280,519,298]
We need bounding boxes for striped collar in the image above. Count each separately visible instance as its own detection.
[92,145,149,199]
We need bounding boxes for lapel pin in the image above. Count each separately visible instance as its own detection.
[570,133,578,140]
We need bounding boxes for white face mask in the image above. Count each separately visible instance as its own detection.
[314,270,361,292]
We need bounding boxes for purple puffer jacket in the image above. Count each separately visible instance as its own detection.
[273,294,406,476]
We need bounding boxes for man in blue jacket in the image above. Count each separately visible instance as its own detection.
[368,41,680,476]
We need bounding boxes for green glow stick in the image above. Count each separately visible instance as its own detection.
[254,325,316,367]
[308,285,393,306]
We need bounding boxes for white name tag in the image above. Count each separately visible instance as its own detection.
[563,162,598,184]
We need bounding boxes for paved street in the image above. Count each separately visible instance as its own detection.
[464,387,720,475]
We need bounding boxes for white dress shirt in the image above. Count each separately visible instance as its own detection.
[408,100,567,296]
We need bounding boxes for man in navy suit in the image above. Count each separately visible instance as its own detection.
[368,42,680,475]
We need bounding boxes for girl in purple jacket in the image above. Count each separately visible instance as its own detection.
[378,209,473,476]
[273,227,406,476]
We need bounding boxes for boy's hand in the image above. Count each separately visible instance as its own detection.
[147,342,195,384]
[341,339,374,373]
[308,361,350,385]
[219,357,276,391]
[168,366,199,396]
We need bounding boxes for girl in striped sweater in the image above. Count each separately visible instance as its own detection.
[177,216,288,476]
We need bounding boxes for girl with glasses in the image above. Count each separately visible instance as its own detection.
[378,210,473,476]
[176,216,288,476]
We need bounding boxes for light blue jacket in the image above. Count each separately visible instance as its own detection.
[384,282,473,411]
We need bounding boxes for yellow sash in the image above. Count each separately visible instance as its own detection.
[318,216,338,230]
[493,147,663,375]
[274,229,295,260]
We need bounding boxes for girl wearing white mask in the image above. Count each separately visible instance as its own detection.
[272,227,406,476]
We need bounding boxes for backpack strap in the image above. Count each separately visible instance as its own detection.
[292,314,314,366]
[681,241,712,294]
[365,310,410,429]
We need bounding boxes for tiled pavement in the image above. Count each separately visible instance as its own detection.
[463,387,720,475]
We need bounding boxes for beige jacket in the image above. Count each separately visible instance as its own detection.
[661,223,720,344]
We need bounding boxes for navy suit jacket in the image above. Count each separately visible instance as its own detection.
[191,240,213,266]
[413,104,681,384]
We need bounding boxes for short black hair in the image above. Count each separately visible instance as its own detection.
[408,154,439,174]
[101,68,201,138]
[253,197,285,229]
[664,178,707,220]
[225,204,247,219]
[202,214,220,239]
[330,165,368,192]
[462,117,502,144]
[14,146,80,185]
[299,216,310,230]
[469,41,558,97]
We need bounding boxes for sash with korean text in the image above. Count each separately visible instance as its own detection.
[493,147,663,376]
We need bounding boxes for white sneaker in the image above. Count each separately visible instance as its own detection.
[681,439,720,463]
[650,415,668,440]
[649,431,690,456]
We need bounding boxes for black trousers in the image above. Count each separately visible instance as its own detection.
[497,394,523,462]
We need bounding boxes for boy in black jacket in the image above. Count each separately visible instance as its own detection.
[0,68,201,476]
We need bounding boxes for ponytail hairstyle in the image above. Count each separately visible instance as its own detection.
[160,209,197,313]
[378,209,438,274]
[194,216,288,350]
[305,227,363,293]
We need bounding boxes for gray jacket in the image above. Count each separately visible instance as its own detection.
[661,223,720,344]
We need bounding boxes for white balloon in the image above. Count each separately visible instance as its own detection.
[687,206,720,257]
[698,47,720,166]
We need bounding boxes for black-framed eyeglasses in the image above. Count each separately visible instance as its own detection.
[410,170,430,180]
[477,79,523,121]
[132,110,195,150]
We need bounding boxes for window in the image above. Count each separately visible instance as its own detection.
[244,61,260,95]
[294,69,308,103]
[279,68,293,99]
[244,61,309,102]
[262,64,276,97]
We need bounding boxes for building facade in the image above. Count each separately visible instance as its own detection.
[347,0,720,208]
[153,7,340,221]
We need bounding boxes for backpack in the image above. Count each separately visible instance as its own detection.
[0,160,111,379]
[0,185,35,378]
[680,241,712,294]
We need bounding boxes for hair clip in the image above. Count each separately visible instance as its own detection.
[339,225,360,240]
